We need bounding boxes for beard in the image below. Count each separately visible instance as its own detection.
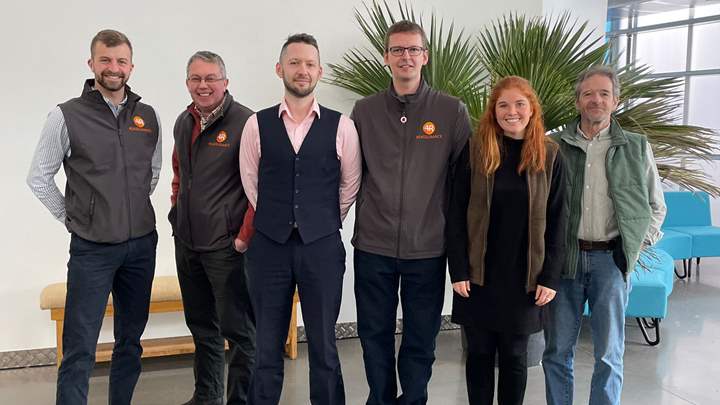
[95,71,127,92]
[283,76,316,99]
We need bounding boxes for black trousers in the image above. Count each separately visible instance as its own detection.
[175,238,256,405]
[463,325,530,405]
[354,249,446,405]
[57,231,157,405]
[246,230,346,405]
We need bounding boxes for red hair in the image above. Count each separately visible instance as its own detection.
[473,76,547,175]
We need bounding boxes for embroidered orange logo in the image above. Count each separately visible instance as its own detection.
[422,121,436,135]
[216,131,228,143]
[133,116,145,128]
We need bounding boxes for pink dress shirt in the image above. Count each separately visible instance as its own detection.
[237,98,362,242]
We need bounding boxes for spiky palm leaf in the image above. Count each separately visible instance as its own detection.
[479,14,718,193]
[325,0,487,121]
[327,0,719,194]
[614,65,718,192]
[478,14,609,130]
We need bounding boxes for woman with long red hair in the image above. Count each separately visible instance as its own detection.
[447,76,567,404]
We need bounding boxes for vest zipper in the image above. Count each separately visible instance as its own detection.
[605,145,628,281]
[186,124,203,248]
[117,113,133,240]
[396,108,408,258]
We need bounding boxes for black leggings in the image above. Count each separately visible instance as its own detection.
[463,325,530,405]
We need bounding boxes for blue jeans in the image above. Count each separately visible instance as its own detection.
[542,250,631,405]
[57,231,157,405]
[354,249,446,405]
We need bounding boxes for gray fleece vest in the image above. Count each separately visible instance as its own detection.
[59,79,158,243]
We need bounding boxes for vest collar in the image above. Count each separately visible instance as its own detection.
[560,116,628,148]
[187,91,234,129]
[81,78,140,106]
[386,79,429,107]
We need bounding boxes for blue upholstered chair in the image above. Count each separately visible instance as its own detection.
[584,248,675,346]
[626,248,675,345]
[662,191,720,278]
[655,229,693,278]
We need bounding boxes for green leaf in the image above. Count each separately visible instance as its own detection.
[326,1,720,195]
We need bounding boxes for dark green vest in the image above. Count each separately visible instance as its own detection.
[551,117,651,278]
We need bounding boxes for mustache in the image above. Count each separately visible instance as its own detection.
[102,71,125,78]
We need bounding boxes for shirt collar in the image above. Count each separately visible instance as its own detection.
[192,94,227,131]
[576,123,611,141]
[279,97,321,122]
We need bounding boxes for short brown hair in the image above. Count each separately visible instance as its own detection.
[279,33,320,62]
[384,20,428,51]
[90,29,133,57]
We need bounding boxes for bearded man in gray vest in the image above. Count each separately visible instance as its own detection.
[236,33,361,405]
[27,29,161,405]
[169,51,256,405]
[542,65,666,405]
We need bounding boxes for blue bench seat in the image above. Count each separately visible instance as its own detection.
[584,248,674,345]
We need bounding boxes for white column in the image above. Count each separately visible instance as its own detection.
[541,0,610,40]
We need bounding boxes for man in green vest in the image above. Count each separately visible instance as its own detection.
[542,65,666,405]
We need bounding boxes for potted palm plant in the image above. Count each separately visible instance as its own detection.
[326,0,719,194]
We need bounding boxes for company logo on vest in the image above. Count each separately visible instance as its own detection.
[129,115,153,133]
[209,130,230,148]
[416,121,443,140]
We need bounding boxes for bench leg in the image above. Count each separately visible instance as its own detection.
[284,291,298,360]
[636,317,661,346]
[56,320,63,368]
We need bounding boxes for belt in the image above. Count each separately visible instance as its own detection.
[578,239,617,251]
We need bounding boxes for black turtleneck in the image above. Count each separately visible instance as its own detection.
[451,135,543,334]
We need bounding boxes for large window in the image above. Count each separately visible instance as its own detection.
[607,1,720,157]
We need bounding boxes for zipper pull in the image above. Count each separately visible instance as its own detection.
[400,112,407,124]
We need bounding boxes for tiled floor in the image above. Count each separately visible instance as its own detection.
[2,258,719,404]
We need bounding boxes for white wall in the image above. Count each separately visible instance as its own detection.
[1,0,614,352]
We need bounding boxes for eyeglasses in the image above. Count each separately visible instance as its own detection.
[187,76,226,85]
[387,46,426,57]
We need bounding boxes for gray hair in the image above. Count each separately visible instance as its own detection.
[186,51,227,79]
[575,65,620,99]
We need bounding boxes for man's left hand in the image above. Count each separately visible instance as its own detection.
[535,285,556,306]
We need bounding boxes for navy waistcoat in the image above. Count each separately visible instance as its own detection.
[254,104,342,244]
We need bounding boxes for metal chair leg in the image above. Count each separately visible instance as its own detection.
[675,260,688,279]
[636,317,661,346]
[641,318,657,329]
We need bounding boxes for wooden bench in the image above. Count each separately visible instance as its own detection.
[40,275,299,366]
